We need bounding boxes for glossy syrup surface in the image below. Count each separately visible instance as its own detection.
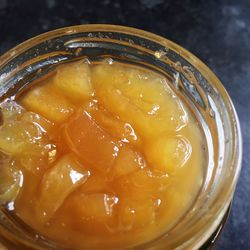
[0,60,204,248]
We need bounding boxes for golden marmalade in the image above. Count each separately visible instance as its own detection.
[0,60,204,248]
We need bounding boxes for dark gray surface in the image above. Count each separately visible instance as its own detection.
[0,0,249,249]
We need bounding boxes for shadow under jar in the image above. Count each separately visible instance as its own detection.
[0,25,242,250]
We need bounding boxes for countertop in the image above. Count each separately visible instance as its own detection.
[0,0,249,249]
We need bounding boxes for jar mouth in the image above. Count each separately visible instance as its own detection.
[0,24,242,250]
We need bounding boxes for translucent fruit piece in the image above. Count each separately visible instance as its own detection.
[37,154,90,221]
[116,168,169,195]
[21,111,54,133]
[19,143,57,173]
[115,169,153,195]
[20,84,74,123]
[112,145,145,178]
[54,60,94,101]
[0,155,23,204]
[92,64,188,138]
[119,192,155,230]
[121,70,188,132]
[129,169,154,191]
[93,84,152,138]
[64,111,119,173]
[0,99,24,123]
[144,135,192,174]
[72,193,118,222]
[0,120,42,155]
[91,106,142,147]
[0,111,55,172]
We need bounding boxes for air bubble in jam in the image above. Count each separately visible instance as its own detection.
[0,60,204,248]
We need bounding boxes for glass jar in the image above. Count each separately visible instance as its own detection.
[0,24,242,250]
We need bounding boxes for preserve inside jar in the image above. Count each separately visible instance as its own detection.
[0,25,242,250]
[0,59,205,248]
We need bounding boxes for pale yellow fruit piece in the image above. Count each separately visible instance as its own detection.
[92,84,153,138]
[0,120,42,155]
[37,154,90,221]
[72,193,118,222]
[119,192,155,230]
[92,64,188,138]
[19,143,57,173]
[20,84,74,123]
[0,99,24,122]
[0,155,23,204]
[54,61,93,101]
[0,115,54,172]
[20,111,54,133]
[112,144,145,178]
[144,135,192,174]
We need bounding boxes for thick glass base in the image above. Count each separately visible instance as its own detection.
[200,204,231,250]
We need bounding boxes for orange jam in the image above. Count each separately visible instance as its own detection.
[0,60,204,248]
